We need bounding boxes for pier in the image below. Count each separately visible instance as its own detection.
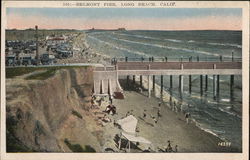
[93,61,241,101]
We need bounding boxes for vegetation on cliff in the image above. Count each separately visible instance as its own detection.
[6,67,102,152]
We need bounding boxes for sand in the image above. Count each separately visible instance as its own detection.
[96,80,239,153]
[55,33,111,65]
[53,32,239,152]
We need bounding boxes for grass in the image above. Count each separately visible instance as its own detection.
[6,67,44,79]
[64,138,96,152]
[6,116,34,152]
[25,68,57,80]
[6,66,90,79]
[71,110,83,119]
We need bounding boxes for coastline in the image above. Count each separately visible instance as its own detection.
[55,32,240,152]
[99,79,240,152]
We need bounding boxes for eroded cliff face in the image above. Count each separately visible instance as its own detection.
[6,67,103,152]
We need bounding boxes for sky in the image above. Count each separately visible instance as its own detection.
[6,8,242,30]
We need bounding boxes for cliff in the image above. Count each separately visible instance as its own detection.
[6,67,103,152]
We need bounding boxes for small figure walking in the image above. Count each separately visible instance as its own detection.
[143,109,147,118]
[173,101,178,112]
[172,101,176,111]
[157,108,161,118]
[166,140,173,152]
[126,111,130,117]
[185,112,191,124]
[153,117,158,124]
[109,95,113,104]
[175,145,178,152]
[158,102,161,107]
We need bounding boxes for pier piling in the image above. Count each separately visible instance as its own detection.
[230,75,234,102]
[217,75,220,99]
[213,75,217,99]
[100,80,104,94]
[160,75,163,94]
[148,75,152,98]
[179,75,183,97]
[153,75,155,91]
[170,75,173,89]
[200,75,203,96]
[205,75,208,92]
[140,75,142,87]
[127,75,130,88]
[189,75,192,94]
[170,75,173,103]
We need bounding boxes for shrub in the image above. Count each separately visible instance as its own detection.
[71,110,83,119]
[64,138,96,152]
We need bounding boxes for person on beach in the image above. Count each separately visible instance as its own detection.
[139,87,143,93]
[126,111,130,117]
[172,101,175,111]
[104,104,116,115]
[143,110,147,118]
[173,101,178,112]
[154,117,158,124]
[175,145,178,152]
[109,95,113,104]
[97,99,101,106]
[143,147,152,152]
[158,102,161,107]
[185,112,191,124]
[130,110,134,116]
[152,116,158,124]
[91,97,95,106]
[102,114,111,123]
[157,108,161,118]
[166,140,173,152]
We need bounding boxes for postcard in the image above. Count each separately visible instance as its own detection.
[1,1,249,160]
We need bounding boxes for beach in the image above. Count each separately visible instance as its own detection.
[96,79,239,152]
[63,32,240,152]
[84,30,242,151]
[5,31,241,153]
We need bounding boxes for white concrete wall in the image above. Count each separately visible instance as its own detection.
[93,71,123,95]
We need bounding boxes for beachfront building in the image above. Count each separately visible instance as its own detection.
[46,35,67,45]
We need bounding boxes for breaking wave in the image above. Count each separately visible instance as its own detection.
[108,36,234,58]
[208,42,242,49]
[114,32,242,49]
[87,35,148,57]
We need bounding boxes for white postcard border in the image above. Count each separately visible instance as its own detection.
[1,1,249,160]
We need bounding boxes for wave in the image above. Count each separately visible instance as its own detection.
[218,107,242,119]
[188,40,242,49]
[114,32,242,49]
[114,33,160,40]
[208,42,242,49]
[107,35,238,58]
[221,98,230,102]
[164,39,182,43]
[192,119,223,139]
[203,110,220,122]
[116,33,183,43]
[87,36,149,57]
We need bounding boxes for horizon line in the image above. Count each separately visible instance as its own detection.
[6,28,242,32]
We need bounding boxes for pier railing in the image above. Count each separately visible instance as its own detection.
[116,62,241,70]
[95,61,241,71]
[111,56,242,64]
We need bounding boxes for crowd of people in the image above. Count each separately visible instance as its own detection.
[90,89,191,152]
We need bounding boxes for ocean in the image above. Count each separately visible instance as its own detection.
[85,30,242,150]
